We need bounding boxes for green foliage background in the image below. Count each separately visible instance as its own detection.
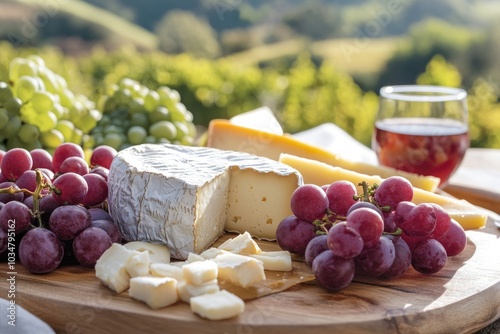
[1,41,499,149]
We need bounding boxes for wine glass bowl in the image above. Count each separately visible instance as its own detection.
[372,85,469,188]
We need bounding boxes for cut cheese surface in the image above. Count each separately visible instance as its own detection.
[190,290,244,320]
[279,153,487,230]
[129,276,178,309]
[207,119,440,192]
[108,143,302,260]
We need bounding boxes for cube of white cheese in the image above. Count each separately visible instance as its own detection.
[190,290,245,320]
[213,253,265,288]
[150,263,184,281]
[95,243,141,293]
[217,231,261,255]
[177,279,220,303]
[129,276,178,309]
[199,247,227,260]
[187,252,205,263]
[248,251,292,271]
[125,251,150,278]
[182,260,218,285]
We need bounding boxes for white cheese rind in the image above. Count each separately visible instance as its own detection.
[108,144,303,260]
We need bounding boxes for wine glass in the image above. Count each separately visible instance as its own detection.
[372,85,469,188]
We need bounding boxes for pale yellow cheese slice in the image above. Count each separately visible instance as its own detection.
[279,153,487,230]
[207,119,440,192]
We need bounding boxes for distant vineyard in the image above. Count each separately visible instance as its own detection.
[0,41,498,148]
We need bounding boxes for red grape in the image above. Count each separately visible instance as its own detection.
[52,143,84,173]
[19,228,64,274]
[312,250,355,292]
[345,207,384,248]
[15,169,52,193]
[90,145,117,169]
[398,203,436,238]
[0,227,7,254]
[355,236,395,277]
[81,173,108,207]
[411,239,447,274]
[91,219,122,243]
[381,237,412,279]
[325,180,358,216]
[304,235,328,266]
[89,166,109,181]
[88,207,113,222]
[290,184,328,223]
[51,172,88,205]
[0,181,24,203]
[427,204,452,239]
[436,219,467,256]
[39,195,60,217]
[0,201,32,234]
[374,176,413,210]
[276,215,316,255]
[1,148,33,181]
[59,156,89,175]
[347,201,384,220]
[30,148,53,171]
[327,222,364,259]
[49,205,92,240]
[383,211,398,233]
[73,227,112,267]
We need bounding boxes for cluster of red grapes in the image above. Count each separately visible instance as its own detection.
[0,143,121,273]
[276,176,467,292]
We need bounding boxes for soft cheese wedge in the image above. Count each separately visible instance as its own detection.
[108,143,303,259]
[207,119,440,192]
[129,276,178,309]
[217,231,262,255]
[279,153,487,230]
[213,253,266,288]
[190,290,245,321]
[248,251,293,271]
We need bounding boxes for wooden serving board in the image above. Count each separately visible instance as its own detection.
[1,218,500,334]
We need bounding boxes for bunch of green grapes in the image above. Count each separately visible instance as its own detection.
[91,78,196,151]
[0,55,101,153]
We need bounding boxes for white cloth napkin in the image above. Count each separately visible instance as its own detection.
[0,298,55,334]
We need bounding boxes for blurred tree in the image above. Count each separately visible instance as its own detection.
[155,10,221,59]
[416,55,462,88]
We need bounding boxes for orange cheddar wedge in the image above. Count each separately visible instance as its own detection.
[207,119,440,192]
[279,153,487,230]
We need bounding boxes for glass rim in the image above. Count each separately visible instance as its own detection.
[380,85,467,102]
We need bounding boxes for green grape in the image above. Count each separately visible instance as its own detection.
[157,86,180,108]
[79,109,102,133]
[144,90,160,112]
[52,103,65,119]
[157,138,171,144]
[130,113,149,128]
[14,76,39,102]
[0,108,9,129]
[70,128,84,145]
[26,55,46,67]
[31,91,55,113]
[103,133,124,150]
[180,136,194,146]
[187,122,197,138]
[40,129,64,148]
[173,121,189,141]
[59,88,75,108]
[149,121,177,141]
[104,125,123,135]
[4,97,22,116]
[37,66,59,94]
[82,134,95,149]
[128,97,144,114]
[36,111,58,132]
[68,101,85,124]
[184,110,194,123]
[6,136,41,151]
[20,104,38,124]
[119,78,136,90]
[106,84,119,96]
[127,126,147,145]
[54,73,68,90]
[148,106,170,123]
[113,88,132,105]
[0,82,14,104]
[144,135,156,144]
[55,120,75,141]
[18,123,40,144]
[2,116,21,138]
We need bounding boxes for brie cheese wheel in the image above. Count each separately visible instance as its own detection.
[108,144,303,260]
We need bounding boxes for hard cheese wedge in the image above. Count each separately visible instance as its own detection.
[207,119,440,192]
[108,143,302,260]
[279,153,487,230]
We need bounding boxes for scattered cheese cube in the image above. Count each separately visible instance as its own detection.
[248,251,292,271]
[177,279,220,303]
[187,252,205,263]
[182,260,218,285]
[199,247,227,260]
[123,241,171,264]
[190,290,245,320]
[129,276,178,309]
[95,243,140,293]
[125,251,150,278]
[150,263,184,281]
[213,253,265,288]
[217,231,262,255]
